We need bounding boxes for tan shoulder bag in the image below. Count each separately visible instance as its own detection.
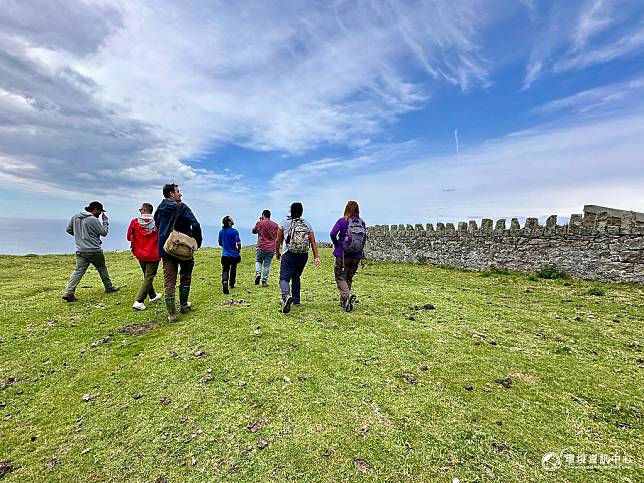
[163,202,198,260]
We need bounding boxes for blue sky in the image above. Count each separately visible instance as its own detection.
[1,0,643,236]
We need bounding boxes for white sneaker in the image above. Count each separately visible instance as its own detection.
[132,301,146,310]
[149,293,162,304]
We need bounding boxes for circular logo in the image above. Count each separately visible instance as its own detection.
[542,452,562,472]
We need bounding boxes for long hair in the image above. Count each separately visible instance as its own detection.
[343,200,360,219]
[222,215,234,228]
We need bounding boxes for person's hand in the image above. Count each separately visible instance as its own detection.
[101,212,108,221]
[314,257,321,268]
[276,252,281,261]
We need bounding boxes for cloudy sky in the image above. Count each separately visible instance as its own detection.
[1,0,643,233]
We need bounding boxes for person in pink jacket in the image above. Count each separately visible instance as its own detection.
[252,209,279,287]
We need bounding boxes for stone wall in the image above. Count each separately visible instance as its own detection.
[365,211,644,283]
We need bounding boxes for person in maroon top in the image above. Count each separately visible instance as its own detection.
[252,209,279,287]
[127,202,162,310]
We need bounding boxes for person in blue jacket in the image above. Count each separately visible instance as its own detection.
[218,215,241,294]
[154,183,202,322]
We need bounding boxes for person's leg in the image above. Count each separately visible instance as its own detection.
[279,252,294,300]
[147,261,159,299]
[334,256,350,305]
[221,256,231,293]
[345,258,359,292]
[163,256,179,321]
[262,252,275,284]
[135,261,151,303]
[178,258,194,312]
[230,260,238,287]
[291,253,308,305]
[255,249,263,284]
[90,251,115,291]
[63,253,91,297]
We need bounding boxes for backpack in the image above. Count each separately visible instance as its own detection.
[286,218,310,253]
[343,217,366,254]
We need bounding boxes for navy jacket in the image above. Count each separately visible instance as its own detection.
[154,199,203,258]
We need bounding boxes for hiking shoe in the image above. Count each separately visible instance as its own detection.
[223,281,229,294]
[105,286,120,293]
[262,281,268,288]
[149,293,162,304]
[167,313,177,323]
[132,301,146,311]
[281,295,293,314]
[345,294,356,312]
[180,301,192,314]
[62,294,77,303]
[230,283,235,289]
[255,273,261,285]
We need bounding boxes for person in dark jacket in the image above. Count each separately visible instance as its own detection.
[127,203,162,311]
[330,200,366,312]
[62,201,119,302]
[154,184,202,322]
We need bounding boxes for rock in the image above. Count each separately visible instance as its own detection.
[199,375,213,384]
[237,380,246,387]
[133,394,142,400]
[155,476,168,483]
[80,448,91,455]
[402,373,417,384]
[194,351,207,358]
[82,393,98,402]
[247,421,263,433]
[465,384,473,391]
[257,438,268,449]
[46,459,58,471]
[481,385,492,392]
[489,339,498,346]
[0,461,13,478]
[160,397,171,405]
[495,377,512,389]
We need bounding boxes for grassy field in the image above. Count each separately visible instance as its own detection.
[0,248,642,482]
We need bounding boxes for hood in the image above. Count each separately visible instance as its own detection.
[137,216,156,231]
[78,211,94,219]
[158,199,179,216]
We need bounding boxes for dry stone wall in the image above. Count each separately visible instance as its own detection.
[365,211,644,283]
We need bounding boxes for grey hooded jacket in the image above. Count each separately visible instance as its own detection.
[66,211,109,252]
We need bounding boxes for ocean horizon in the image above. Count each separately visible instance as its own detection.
[0,217,245,256]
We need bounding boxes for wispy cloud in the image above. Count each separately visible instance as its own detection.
[522,0,644,89]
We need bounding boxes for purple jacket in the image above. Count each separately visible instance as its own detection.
[330,216,366,259]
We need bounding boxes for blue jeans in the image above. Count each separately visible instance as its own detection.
[255,248,275,282]
[279,251,308,304]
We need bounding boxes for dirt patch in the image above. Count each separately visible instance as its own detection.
[247,421,263,433]
[0,377,17,390]
[222,299,250,307]
[410,304,435,310]
[402,372,417,384]
[510,371,538,384]
[117,322,158,336]
[0,461,13,478]
[495,377,513,389]
[354,458,372,474]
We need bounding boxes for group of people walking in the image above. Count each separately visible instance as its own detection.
[61,183,367,321]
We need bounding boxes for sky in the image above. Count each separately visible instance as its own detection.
[1,0,643,235]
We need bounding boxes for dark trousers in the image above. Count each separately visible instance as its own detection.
[162,256,194,296]
[279,251,308,304]
[221,256,240,286]
[334,257,360,303]
[64,251,113,294]
[135,261,159,302]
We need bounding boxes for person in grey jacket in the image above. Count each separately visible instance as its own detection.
[62,201,119,302]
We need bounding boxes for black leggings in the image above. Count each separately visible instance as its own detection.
[221,256,241,286]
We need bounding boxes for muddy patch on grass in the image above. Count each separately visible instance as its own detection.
[117,321,158,336]
[0,461,13,478]
[354,458,372,474]
[222,299,250,307]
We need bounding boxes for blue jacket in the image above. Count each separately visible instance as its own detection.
[218,227,241,258]
[154,199,202,258]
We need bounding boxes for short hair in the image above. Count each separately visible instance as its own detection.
[262,209,271,219]
[163,183,178,198]
[290,202,303,218]
[222,215,233,228]
[141,203,153,213]
[343,200,360,218]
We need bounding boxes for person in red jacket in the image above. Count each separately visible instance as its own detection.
[127,203,162,310]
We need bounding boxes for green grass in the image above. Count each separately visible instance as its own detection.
[0,248,642,482]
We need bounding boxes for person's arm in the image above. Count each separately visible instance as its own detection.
[330,219,341,245]
[126,219,135,241]
[96,214,109,236]
[218,230,223,248]
[275,228,284,260]
[184,205,202,248]
[66,217,74,236]
[235,230,241,251]
[309,231,321,267]
[252,220,260,234]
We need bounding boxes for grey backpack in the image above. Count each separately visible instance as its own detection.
[286,218,309,253]
[343,217,366,253]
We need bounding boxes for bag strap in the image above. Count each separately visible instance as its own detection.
[170,202,181,231]
[286,218,298,245]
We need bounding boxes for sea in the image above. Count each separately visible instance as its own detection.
[0,217,245,256]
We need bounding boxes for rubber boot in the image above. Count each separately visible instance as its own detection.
[165,295,177,323]
[179,285,192,314]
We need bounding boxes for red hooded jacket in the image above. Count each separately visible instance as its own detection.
[127,217,161,262]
